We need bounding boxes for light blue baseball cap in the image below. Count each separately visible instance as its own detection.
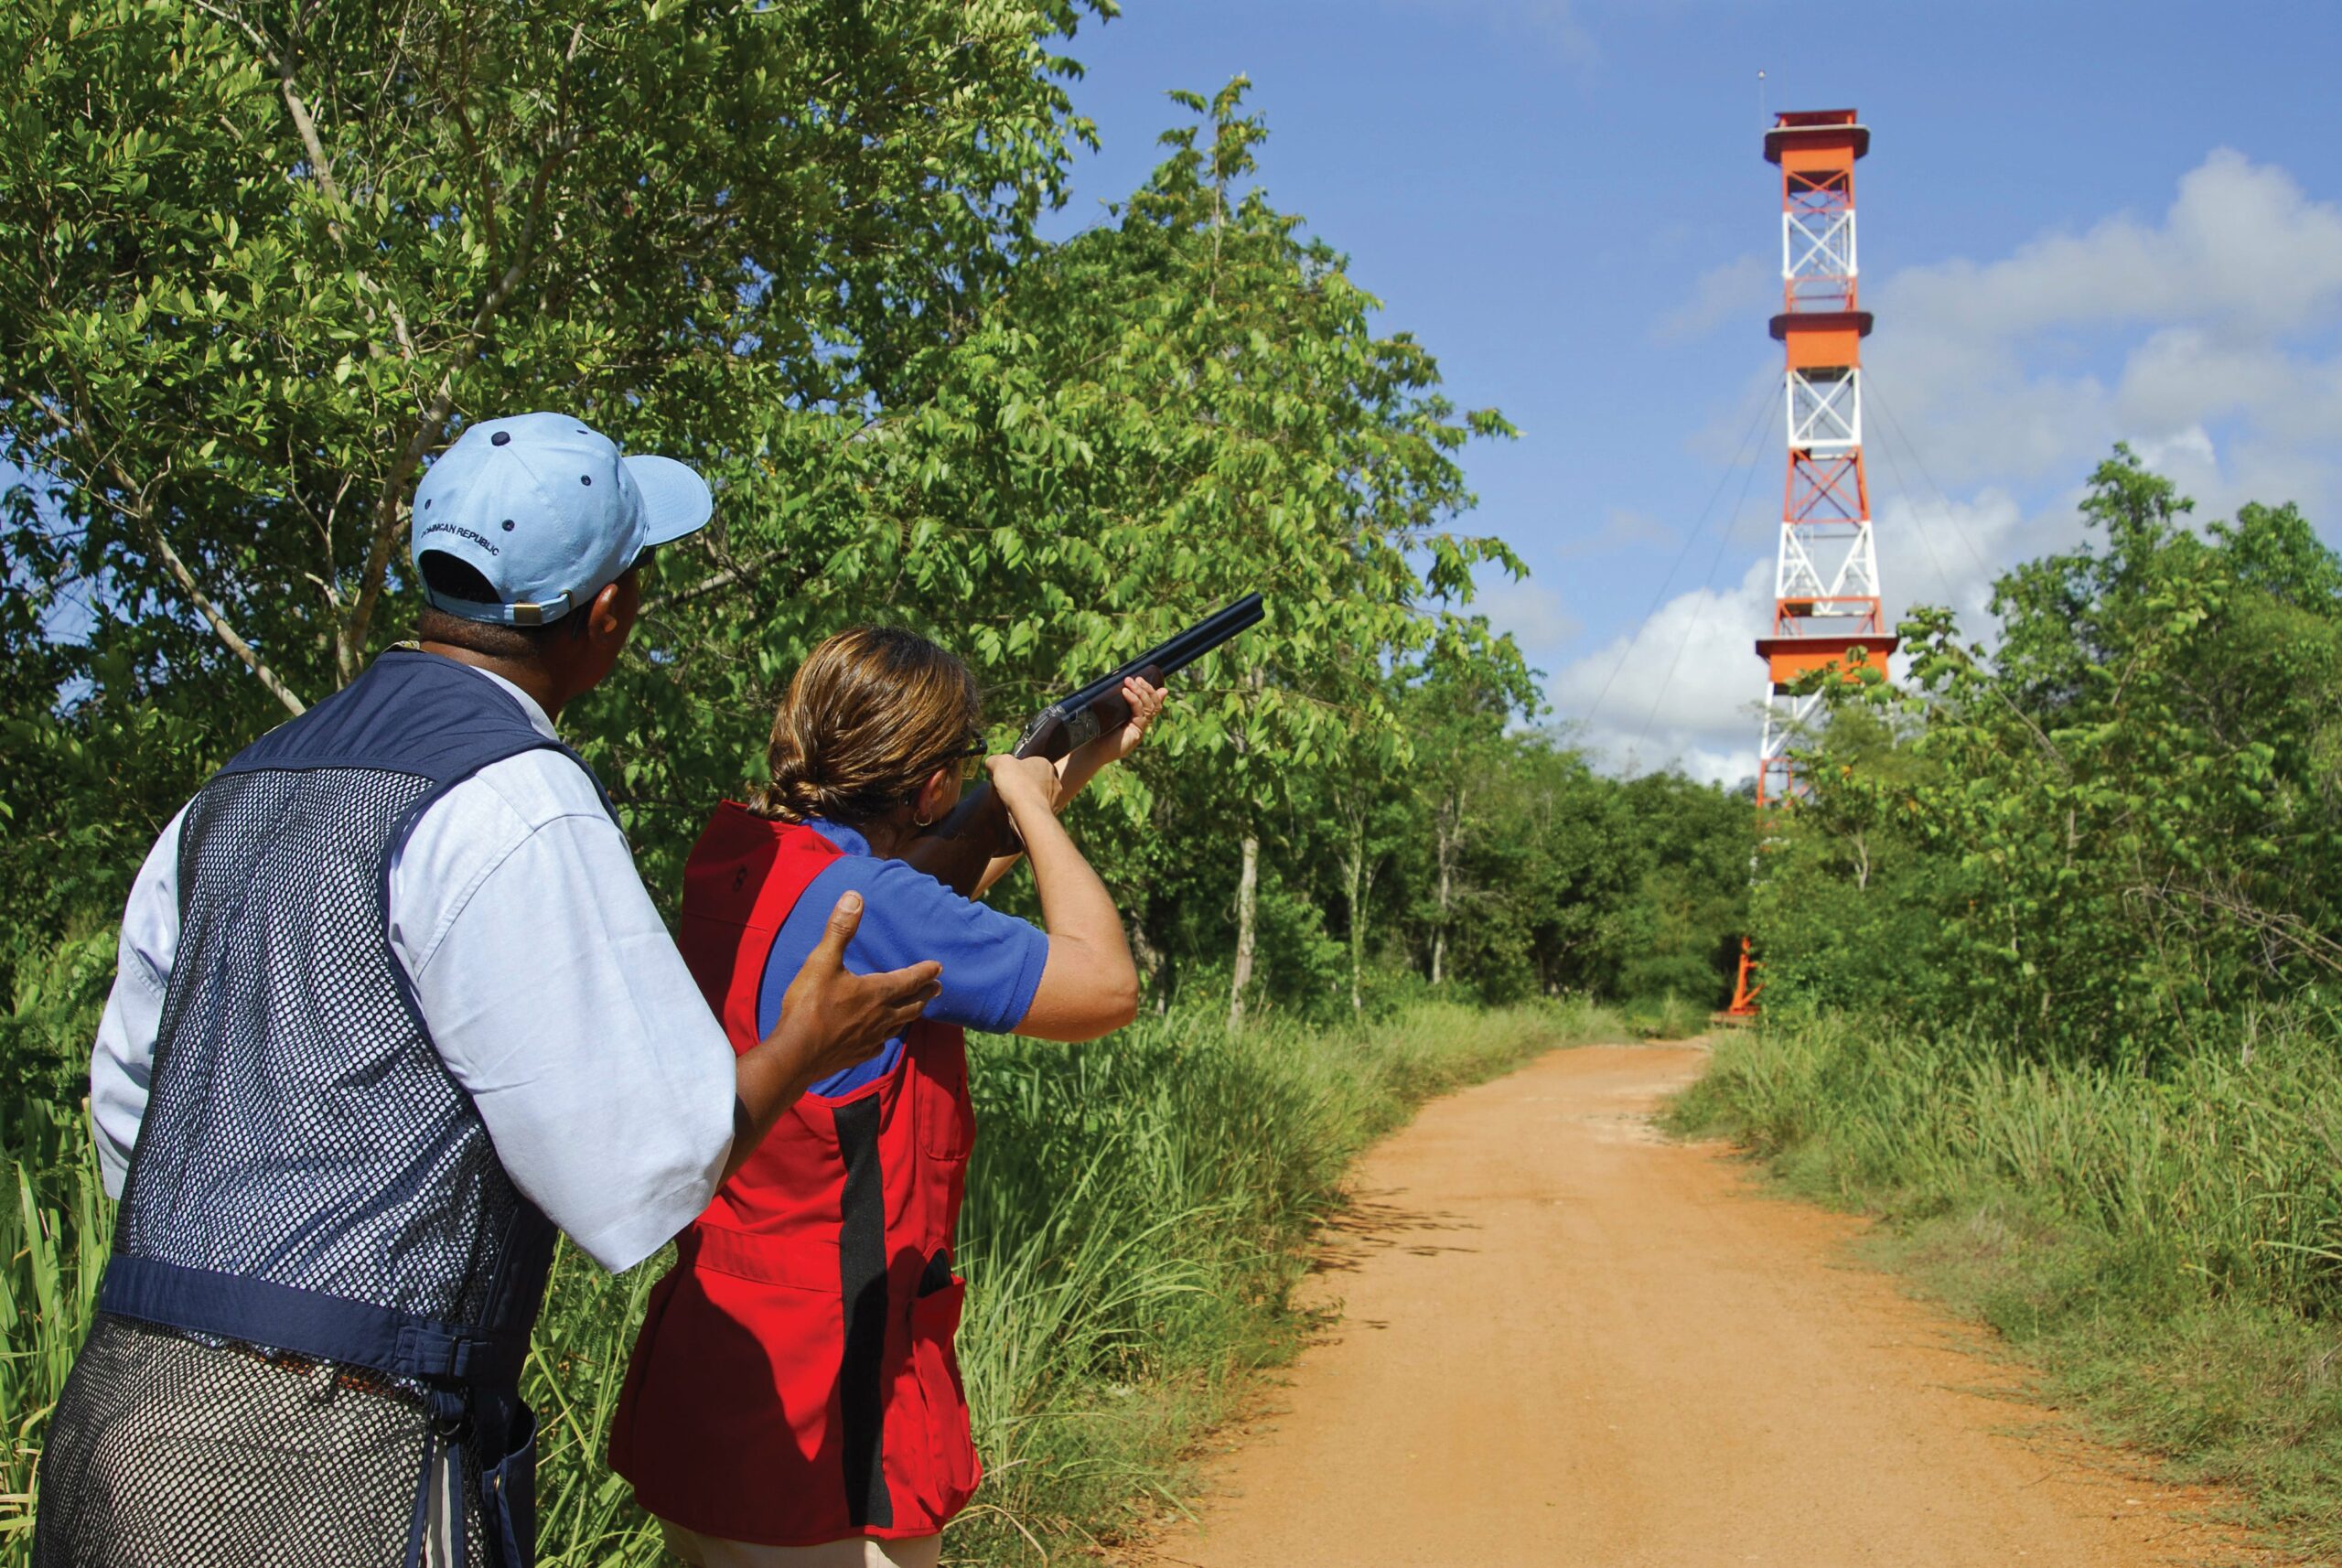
[411,412,713,626]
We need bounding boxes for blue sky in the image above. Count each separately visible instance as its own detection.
[1037,0,2342,779]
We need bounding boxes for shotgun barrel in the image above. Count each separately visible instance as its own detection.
[1015,593,1265,759]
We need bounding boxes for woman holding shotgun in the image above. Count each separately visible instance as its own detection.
[611,626,1162,1568]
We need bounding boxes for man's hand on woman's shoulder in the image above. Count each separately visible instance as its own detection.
[726,892,942,1178]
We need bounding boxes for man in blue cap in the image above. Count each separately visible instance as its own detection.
[36,413,941,1568]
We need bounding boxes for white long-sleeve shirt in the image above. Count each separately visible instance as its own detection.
[91,663,737,1273]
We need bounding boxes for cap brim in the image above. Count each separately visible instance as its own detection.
[626,455,714,546]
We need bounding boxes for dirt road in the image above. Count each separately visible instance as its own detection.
[1129,1043,2248,1568]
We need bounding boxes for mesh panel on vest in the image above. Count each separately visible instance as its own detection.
[114,765,526,1325]
[43,657,583,1566]
[34,1316,489,1568]
[52,762,532,1563]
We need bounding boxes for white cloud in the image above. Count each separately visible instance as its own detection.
[1867,149,2342,507]
[2128,424,2222,501]
[1873,488,2028,631]
[1657,253,1773,344]
[1556,505,1677,558]
[1550,556,1774,782]
[1475,573,1583,650]
[1883,151,2342,340]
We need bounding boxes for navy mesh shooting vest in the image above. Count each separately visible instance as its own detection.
[37,650,613,1568]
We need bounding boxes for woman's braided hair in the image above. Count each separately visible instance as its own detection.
[750,626,983,828]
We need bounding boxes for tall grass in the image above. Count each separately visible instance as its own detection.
[3,997,1619,1564]
[0,1097,106,1557]
[946,998,1624,1560]
[1674,1010,2342,1558]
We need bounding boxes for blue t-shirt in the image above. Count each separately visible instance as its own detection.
[756,820,1049,1097]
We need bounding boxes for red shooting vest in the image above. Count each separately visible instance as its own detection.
[609,805,981,1544]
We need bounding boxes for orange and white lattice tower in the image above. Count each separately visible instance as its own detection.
[1727,108,1898,1015]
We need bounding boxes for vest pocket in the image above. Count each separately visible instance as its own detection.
[484,1400,539,1568]
[913,1028,975,1162]
[909,1277,981,1502]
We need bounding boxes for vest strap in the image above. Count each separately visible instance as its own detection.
[98,1255,530,1389]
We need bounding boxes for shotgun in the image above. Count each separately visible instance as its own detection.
[903,594,1265,897]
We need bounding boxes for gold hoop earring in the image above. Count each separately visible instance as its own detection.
[914,812,934,828]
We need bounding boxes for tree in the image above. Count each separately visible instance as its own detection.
[2,0,1100,710]
[0,0,1113,1004]
[1609,770,1751,1004]
[1398,659,1529,987]
[7,34,1761,1096]
[823,79,1528,1026]
[1764,447,2342,1060]
[1324,721,1415,1014]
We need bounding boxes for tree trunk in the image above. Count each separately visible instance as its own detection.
[1431,787,1461,987]
[1230,832,1260,1033]
[1343,822,1366,1015]
[1228,660,1265,1032]
[1130,904,1168,1016]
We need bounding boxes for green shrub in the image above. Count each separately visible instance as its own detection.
[0,1094,109,1553]
[0,931,114,1109]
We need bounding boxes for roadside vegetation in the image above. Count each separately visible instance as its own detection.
[1685,453,2342,1558]
[5,998,1656,1564]
[1,5,1752,1082]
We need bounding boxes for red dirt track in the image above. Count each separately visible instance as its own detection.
[1123,1043,2254,1568]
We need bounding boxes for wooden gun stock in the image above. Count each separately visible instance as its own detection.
[897,785,1018,900]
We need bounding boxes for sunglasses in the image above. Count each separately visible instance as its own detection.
[931,742,987,783]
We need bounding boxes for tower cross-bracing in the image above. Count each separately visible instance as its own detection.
[1728,108,1898,1016]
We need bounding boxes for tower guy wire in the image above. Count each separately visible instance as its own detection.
[1582,377,1775,734]
[1630,414,1772,765]
[1863,386,1968,613]
[1866,376,1998,582]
